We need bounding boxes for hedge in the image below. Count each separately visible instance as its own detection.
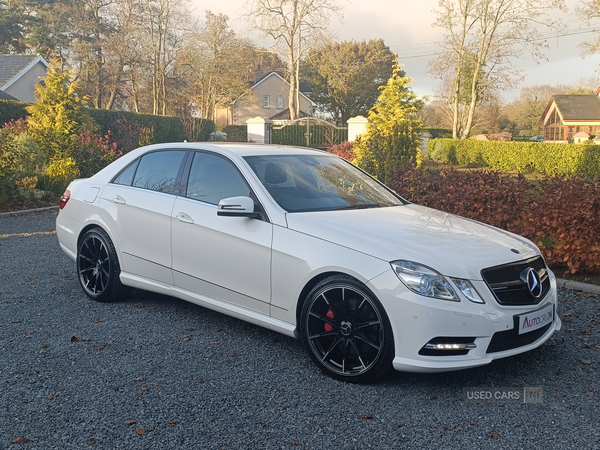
[0,100,28,126]
[387,166,600,275]
[222,125,247,142]
[428,138,600,178]
[90,109,214,144]
[0,100,215,147]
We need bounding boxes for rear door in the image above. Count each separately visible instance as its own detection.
[99,149,187,284]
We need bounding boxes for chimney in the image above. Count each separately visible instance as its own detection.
[254,65,264,84]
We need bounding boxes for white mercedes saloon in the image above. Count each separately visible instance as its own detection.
[56,142,561,382]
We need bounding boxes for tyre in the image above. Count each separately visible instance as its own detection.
[300,274,394,383]
[77,228,128,302]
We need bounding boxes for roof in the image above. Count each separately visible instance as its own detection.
[0,55,49,90]
[269,108,309,121]
[299,82,312,94]
[552,95,600,121]
[0,90,17,100]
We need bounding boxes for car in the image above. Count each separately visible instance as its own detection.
[56,142,561,383]
[529,136,544,142]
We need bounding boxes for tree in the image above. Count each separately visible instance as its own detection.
[578,0,600,55]
[26,60,97,161]
[353,64,424,182]
[0,0,31,53]
[245,0,341,121]
[137,0,193,116]
[177,11,260,121]
[67,0,121,109]
[430,0,566,139]
[302,39,396,125]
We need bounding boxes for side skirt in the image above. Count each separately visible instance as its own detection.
[120,272,297,339]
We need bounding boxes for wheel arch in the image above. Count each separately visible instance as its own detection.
[295,271,367,337]
[76,221,124,270]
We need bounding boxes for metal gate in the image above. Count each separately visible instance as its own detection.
[271,117,348,149]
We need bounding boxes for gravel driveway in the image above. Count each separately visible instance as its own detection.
[1,210,598,449]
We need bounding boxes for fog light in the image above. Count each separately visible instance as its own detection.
[425,343,477,351]
[419,337,477,356]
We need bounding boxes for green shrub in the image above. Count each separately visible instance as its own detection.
[428,138,600,177]
[8,133,45,176]
[428,138,457,164]
[222,125,247,142]
[0,100,28,126]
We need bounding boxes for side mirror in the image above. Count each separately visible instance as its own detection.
[217,196,261,218]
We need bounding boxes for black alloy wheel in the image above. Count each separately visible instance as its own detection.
[301,275,394,383]
[77,228,128,302]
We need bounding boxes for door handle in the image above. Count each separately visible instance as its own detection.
[113,195,126,205]
[176,212,194,224]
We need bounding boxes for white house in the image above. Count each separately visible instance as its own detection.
[216,71,315,126]
[0,55,50,103]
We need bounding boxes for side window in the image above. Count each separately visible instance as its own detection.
[132,150,186,194]
[186,152,250,205]
[112,159,139,186]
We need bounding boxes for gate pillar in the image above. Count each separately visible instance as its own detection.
[347,116,368,142]
[246,117,272,144]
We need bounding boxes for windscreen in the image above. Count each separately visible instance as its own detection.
[244,154,404,212]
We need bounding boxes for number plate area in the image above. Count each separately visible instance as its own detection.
[517,303,554,335]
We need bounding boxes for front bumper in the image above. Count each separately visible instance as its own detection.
[368,268,561,373]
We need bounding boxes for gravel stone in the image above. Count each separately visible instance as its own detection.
[1,210,598,449]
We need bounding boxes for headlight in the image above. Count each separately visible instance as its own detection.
[450,278,485,304]
[391,260,458,301]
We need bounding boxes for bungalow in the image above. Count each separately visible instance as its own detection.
[540,90,600,143]
[216,70,315,126]
[0,55,50,102]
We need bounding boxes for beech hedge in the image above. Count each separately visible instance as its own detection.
[428,138,600,178]
[387,166,600,275]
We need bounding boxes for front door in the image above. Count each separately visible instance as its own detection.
[171,151,272,314]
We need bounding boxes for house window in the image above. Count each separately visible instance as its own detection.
[277,96,284,109]
[263,95,270,108]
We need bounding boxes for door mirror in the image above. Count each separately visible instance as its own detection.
[217,196,260,218]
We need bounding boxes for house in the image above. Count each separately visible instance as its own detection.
[540,91,600,143]
[216,71,315,126]
[0,55,50,103]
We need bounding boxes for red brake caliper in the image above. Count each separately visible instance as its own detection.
[324,308,334,332]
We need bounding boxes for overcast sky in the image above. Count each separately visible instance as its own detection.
[190,0,600,102]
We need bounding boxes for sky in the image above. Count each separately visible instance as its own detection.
[189,0,600,102]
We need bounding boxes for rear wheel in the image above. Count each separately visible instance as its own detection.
[77,228,128,302]
[300,275,394,383]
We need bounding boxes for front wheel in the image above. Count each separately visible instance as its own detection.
[300,275,394,383]
[77,228,128,302]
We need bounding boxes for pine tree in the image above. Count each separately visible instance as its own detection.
[353,63,424,182]
[26,60,97,161]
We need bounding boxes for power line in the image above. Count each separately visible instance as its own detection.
[392,27,600,60]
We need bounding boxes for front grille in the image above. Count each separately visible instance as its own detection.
[481,256,550,306]
[487,311,553,354]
